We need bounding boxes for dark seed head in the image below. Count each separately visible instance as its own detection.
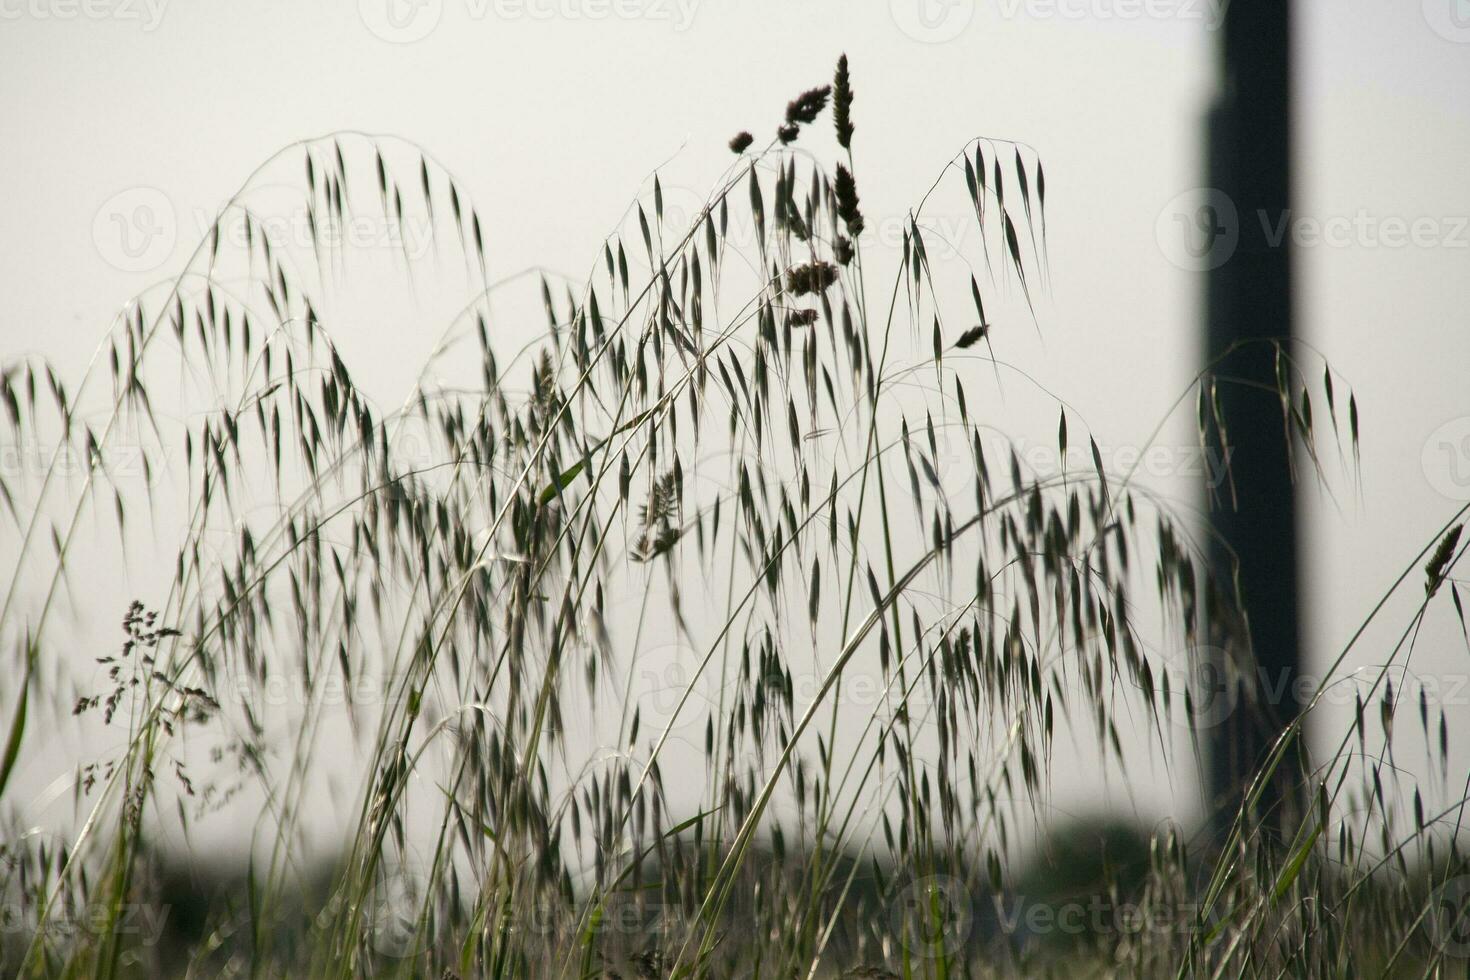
[834,55,854,149]
[785,85,831,126]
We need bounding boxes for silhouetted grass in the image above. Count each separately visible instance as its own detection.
[0,56,1466,978]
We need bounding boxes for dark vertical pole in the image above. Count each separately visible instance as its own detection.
[1206,0,1302,833]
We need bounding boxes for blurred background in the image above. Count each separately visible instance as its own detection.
[1,0,1468,864]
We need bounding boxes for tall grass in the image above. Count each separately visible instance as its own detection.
[1,56,1467,978]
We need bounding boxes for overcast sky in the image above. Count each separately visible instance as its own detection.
[2,0,1468,850]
